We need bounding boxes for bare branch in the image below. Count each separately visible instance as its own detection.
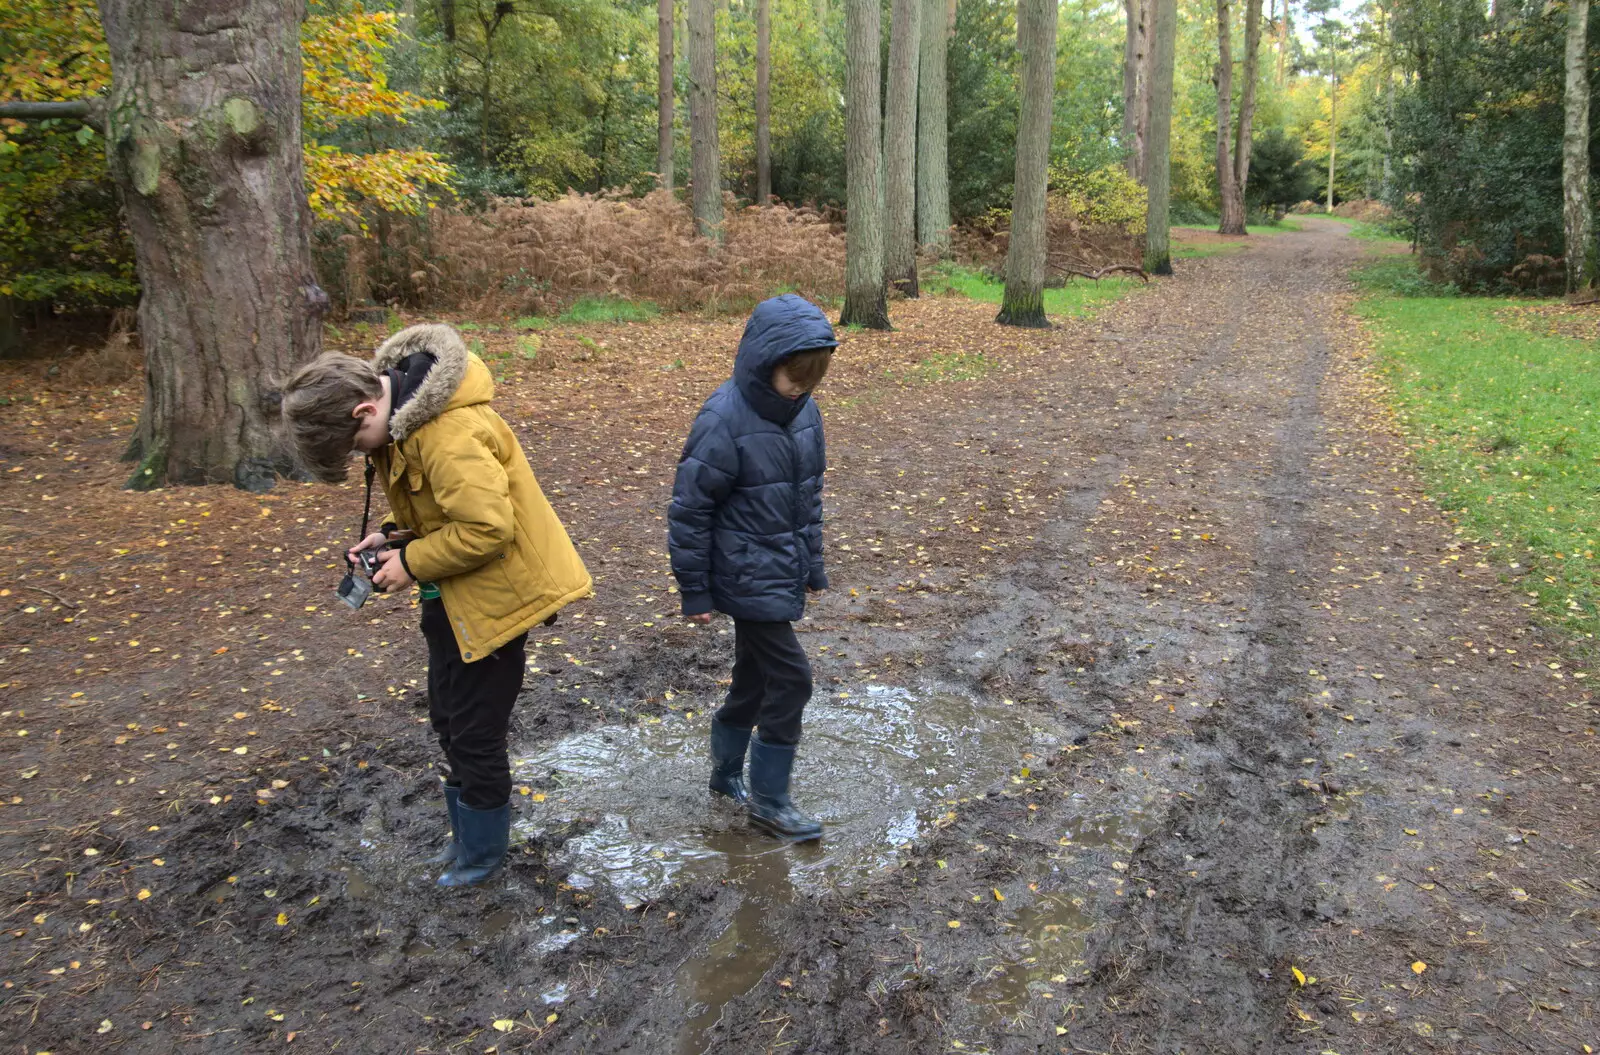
[0,99,106,133]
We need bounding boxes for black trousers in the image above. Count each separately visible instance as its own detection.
[713,620,813,746]
[421,598,527,809]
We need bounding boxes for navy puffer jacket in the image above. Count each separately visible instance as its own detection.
[669,295,837,622]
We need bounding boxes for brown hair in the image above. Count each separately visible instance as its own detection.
[780,347,834,392]
[279,352,382,483]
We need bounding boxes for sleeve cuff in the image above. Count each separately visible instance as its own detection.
[398,546,418,581]
[808,568,829,591]
[681,591,714,616]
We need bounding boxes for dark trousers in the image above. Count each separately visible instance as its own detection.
[421,598,527,809]
[713,620,812,746]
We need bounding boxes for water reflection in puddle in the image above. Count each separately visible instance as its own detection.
[512,684,1065,1054]
[513,685,1061,900]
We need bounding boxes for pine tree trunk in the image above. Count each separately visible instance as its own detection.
[1233,0,1262,212]
[1144,0,1178,274]
[1325,47,1337,214]
[1215,0,1245,235]
[885,0,922,295]
[916,0,951,251]
[97,0,325,492]
[841,0,889,329]
[1565,0,1593,294]
[1277,5,1289,87]
[1123,0,1140,176]
[688,0,724,241]
[757,0,772,204]
[658,0,675,190]
[1124,0,1151,180]
[1000,0,1058,327]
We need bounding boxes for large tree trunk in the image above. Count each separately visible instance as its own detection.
[1144,0,1178,273]
[885,0,922,295]
[841,0,889,329]
[658,0,675,189]
[999,0,1058,327]
[1123,0,1151,180]
[687,0,723,240]
[1565,0,1593,294]
[1215,0,1245,235]
[1233,0,1262,213]
[97,0,325,492]
[916,0,951,251]
[757,0,772,204]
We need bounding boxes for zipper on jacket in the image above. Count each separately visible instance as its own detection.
[788,422,806,596]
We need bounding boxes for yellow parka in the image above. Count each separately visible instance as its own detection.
[370,324,592,662]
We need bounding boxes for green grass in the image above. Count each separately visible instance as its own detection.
[1173,240,1247,259]
[904,350,998,382]
[558,296,660,324]
[922,264,1142,319]
[514,315,551,330]
[1354,276,1600,642]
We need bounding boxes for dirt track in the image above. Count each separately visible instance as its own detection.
[3,220,1597,1053]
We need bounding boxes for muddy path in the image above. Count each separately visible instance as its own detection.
[4,221,1597,1054]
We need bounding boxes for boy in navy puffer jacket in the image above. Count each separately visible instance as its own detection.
[668,295,837,841]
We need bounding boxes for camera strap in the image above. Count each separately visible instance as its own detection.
[347,457,376,570]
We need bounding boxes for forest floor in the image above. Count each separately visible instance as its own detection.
[2,218,1597,1054]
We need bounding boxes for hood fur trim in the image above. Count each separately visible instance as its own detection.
[372,324,469,443]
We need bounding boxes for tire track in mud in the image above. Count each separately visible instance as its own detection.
[1071,250,1344,1052]
[698,227,1376,1055]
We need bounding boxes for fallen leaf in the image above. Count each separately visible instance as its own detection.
[492,1019,515,1033]
[1411,960,1427,974]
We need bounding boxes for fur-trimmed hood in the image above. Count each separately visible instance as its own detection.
[371,323,475,443]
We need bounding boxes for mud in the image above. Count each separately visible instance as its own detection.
[5,220,1598,1054]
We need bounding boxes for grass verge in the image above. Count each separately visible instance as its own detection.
[1353,268,1600,642]
[559,296,660,324]
[923,264,1142,319]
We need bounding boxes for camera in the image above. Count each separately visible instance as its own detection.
[336,545,388,611]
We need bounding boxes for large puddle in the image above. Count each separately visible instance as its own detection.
[511,684,1068,1053]
[512,684,1066,900]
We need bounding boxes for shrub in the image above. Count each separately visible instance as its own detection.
[319,189,846,317]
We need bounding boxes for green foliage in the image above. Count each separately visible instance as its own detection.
[559,295,660,324]
[1355,290,1600,639]
[1384,0,1575,288]
[0,1,134,309]
[1051,163,1147,232]
[1246,127,1318,211]
[1352,255,1459,297]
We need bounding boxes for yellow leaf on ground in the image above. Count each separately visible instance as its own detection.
[275,912,289,926]
[1411,960,1427,974]
[492,1019,515,1032]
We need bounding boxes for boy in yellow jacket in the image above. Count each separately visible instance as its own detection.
[281,324,592,886]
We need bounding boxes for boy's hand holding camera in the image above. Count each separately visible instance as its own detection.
[349,533,415,592]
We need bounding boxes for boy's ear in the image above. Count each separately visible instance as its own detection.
[352,400,378,420]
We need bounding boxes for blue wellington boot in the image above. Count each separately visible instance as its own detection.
[436,800,510,887]
[425,784,463,866]
[709,720,752,804]
[746,737,822,842]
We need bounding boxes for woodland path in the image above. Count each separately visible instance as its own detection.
[2,220,1595,1054]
